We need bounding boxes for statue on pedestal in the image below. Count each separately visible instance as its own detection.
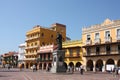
[56,32,62,50]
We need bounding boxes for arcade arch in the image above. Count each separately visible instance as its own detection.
[87,60,93,71]
[95,59,103,71]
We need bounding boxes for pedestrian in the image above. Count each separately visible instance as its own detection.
[80,65,84,75]
[68,65,70,72]
[72,66,74,74]
[46,65,50,72]
[32,65,36,72]
[19,64,22,71]
[8,64,10,70]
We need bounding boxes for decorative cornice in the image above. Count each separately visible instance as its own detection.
[82,19,120,34]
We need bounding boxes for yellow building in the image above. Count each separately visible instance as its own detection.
[82,19,120,72]
[25,23,66,68]
[62,40,84,71]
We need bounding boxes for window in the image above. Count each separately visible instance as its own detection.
[87,35,91,40]
[95,33,99,39]
[44,54,46,60]
[76,48,80,56]
[48,54,50,60]
[117,29,120,36]
[31,43,33,46]
[69,49,73,56]
[118,45,120,54]
[35,42,37,45]
[96,47,100,55]
[106,45,111,54]
[117,29,120,40]
[87,47,91,55]
[40,54,42,60]
[105,31,110,38]
[118,45,120,50]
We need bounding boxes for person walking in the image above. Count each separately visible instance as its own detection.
[32,65,36,72]
[72,66,74,74]
[80,65,84,75]
[68,65,70,72]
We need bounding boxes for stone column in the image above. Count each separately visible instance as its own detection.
[93,61,96,72]
[28,63,31,69]
[46,63,48,70]
[102,61,106,72]
[114,60,117,67]
[42,63,44,70]
[37,63,39,70]
[24,63,26,69]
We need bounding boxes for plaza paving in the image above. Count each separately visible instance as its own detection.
[0,68,120,80]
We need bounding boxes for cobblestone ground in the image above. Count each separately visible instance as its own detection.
[0,68,120,80]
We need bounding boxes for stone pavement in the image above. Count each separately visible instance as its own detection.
[0,68,120,80]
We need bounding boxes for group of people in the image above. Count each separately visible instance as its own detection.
[111,67,119,76]
[67,65,84,75]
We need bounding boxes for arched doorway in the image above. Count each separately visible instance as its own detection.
[64,62,67,70]
[26,63,29,69]
[48,63,52,68]
[44,63,46,69]
[117,59,120,67]
[69,62,74,67]
[87,60,93,71]
[96,59,103,71]
[75,62,82,71]
[39,63,42,69]
[106,58,115,71]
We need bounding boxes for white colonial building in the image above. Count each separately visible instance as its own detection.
[18,43,26,65]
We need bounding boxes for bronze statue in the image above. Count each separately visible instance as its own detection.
[56,32,62,50]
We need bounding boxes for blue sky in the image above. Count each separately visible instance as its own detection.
[0,0,120,54]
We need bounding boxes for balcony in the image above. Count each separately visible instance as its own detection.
[86,40,92,45]
[105,37,112,43]
[24,58,37,61]
[26,36,39,41]
[94,38,101,44]
[38,58,52,62]
[83,52,90,57]
[25,45,39,49]
[25,53,37,56]
[117,35,120,41]
[65,53,80,58]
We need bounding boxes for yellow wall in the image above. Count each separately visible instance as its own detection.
[62,40,83,66]
[25,23,66,65]
[82,19,120,45]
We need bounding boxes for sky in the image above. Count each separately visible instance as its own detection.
[0,0,120,54]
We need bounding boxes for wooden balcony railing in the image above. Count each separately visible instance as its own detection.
[65,54,80,58]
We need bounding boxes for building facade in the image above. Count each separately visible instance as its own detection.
[37,44,56,70]
[18,43,26,67]
[62,40,84,71]
[2,52,18,68]
[25,23,66,68]
[82,19,120,72]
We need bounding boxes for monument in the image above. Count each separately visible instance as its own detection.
[51,33,66,73]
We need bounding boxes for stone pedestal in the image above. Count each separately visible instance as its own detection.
[51,50,66,73]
